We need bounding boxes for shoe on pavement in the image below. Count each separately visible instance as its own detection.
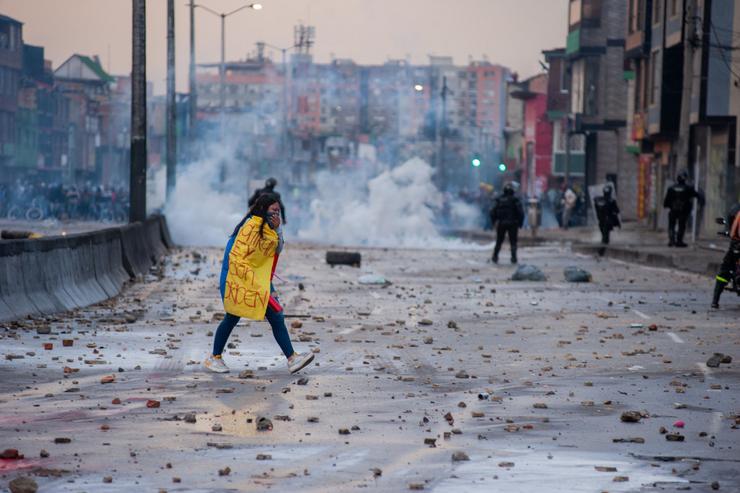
[711,302,719,309]
[675,242,688,248]
[204,354,230,373]
[492,256,498,264]
[288,351,315,374]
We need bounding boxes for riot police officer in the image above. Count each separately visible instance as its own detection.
[593,185,621,245]
[711,203,740,309]
[663,172,702,247]
[490,183,524,264]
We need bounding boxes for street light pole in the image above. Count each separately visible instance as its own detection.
[189,0,197,141]
[220,12,225,132]
[130,0,147,223]
[166,0,176,200]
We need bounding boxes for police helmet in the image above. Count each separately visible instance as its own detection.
[603,185,612,196]
[503,183,514,195]
[265,177,278,188]
[676,172,687,184]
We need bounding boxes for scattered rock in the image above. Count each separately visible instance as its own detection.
[612,437,645,444]
[256,454,272,460]
[338,428,351,435]
[183,413,196,424]
[408,483,424,490]
[146,400,160,408]
[53,438,71,444]
[498,461,515,468]
[371,467,382,478]
[455,370,469,379]
[211,424,222,432]
[620,411,643,423]
[533,402,548,409]
[218,466,231,476]
[563,266,592,283]
[100,375,116,384]
[511,264,546,281]
[613,476,630,482]
[451,451,470,462]
[238,370,254,379]
[665,433,685,442]
[8,476,38,493]
[1,449,23,459]
[256,416,273,431]
[419,319,433,326]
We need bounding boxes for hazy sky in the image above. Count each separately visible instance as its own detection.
[1,0,568,94]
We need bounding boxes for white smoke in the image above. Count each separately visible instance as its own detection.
[297,157,478,248]
[162,153,245,247]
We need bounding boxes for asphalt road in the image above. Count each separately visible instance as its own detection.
[1,243,739,492]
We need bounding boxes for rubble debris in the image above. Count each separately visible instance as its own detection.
[706,353,732,368]
[563,266,592,283]
[620,411,644,423]
[1,449,23,459]
[358,273,390,286]
[451,451,470,462]
[256,417,273,431]
[8,477,38,493]
[665,433,685,442]
[511,264,546,281]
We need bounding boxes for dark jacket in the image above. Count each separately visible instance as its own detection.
[490,194,524,228]
[248,186,287,224]
[663,183,702,215]
[594,196,620,229]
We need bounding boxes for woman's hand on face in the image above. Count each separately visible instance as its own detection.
[269,213,281,229]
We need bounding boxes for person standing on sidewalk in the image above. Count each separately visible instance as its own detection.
[561,186,577,229]
[204,193,314,374]
[663,172,703,247]
[711,203,740,309]
[593,185,621,245]
[490,183,524,264]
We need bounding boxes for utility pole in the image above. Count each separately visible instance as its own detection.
[130,0,147,223]
[439,76,449,191]
[189,0,197,141]
[166,0,176,200]
[220,13,226,135]
[676,0,698,173]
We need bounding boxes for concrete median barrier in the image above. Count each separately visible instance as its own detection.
[0,215,174,322]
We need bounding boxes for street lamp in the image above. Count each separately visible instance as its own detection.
[193,2,262,129]
[414,84,424,92]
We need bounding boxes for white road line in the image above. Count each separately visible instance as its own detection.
[666,332,684,344]
[633,309,651,320]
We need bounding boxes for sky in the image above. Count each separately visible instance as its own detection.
[0,0,569,94]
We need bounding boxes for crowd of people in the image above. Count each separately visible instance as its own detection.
[0,181,129,223]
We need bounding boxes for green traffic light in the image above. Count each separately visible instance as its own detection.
[498,163,507,172]
[472,158,481,167]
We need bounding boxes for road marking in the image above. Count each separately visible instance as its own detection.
[633,309,651,320]
[666,332,684,344]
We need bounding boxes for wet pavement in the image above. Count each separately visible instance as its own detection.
[1,243,739,492]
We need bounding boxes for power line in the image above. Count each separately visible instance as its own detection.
[710,21,740,80]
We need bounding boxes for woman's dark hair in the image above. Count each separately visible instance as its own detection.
[230,192,280,238]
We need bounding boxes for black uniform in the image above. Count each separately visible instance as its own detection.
[593,195,620,245]
[248,186,287,224]
[663,181,701,246]
[490,192,524,263]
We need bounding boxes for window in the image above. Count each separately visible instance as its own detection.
[649,51,659,105]
[669,0,680,17]
[569,0,582,25]
[582,0,602,20]
[560,61,571,93]
[629,0,644,34]
[653,0,662,25]
[570,60,585,113]
[584,58,599,116]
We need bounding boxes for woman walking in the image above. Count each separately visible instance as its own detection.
[204,193,315,374]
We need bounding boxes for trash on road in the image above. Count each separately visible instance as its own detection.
[326,251,361,267]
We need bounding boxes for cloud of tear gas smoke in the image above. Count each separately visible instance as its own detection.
[160,141,247,247]
[297,157,479,248]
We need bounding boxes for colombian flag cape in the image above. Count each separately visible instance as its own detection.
[220,216,279,320]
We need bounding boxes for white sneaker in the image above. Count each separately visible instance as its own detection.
[204,354,230,373]
[288,352,315,374]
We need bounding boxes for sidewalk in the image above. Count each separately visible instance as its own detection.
[452,222,727,277]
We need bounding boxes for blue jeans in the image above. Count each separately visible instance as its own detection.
[212,303,295,359]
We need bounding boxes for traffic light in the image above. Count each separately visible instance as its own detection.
[498,163,507,172]
[471,154,482,167]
